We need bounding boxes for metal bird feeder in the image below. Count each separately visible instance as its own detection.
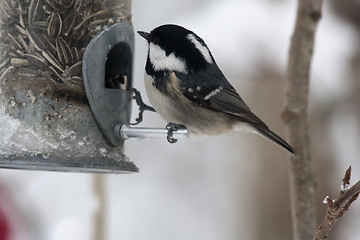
[0,0,138,173]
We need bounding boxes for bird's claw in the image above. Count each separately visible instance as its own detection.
[130,88,156,125]
[129,89,186,143]
[166,122,186,144]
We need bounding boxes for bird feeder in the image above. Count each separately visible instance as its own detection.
[0,0,137,173]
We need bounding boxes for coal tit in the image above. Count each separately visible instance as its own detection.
[138,24,294,154]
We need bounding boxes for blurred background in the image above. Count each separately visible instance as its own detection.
[1,0,360,239]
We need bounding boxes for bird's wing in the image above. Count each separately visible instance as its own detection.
[176,71,295,154]
[181,82,267,128]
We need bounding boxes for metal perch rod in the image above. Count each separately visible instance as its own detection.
[120,125,190,140]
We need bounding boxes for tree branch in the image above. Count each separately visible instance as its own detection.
[313,166,360,240]
[282,0,323,240]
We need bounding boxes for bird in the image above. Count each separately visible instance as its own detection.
[138,24,294,155]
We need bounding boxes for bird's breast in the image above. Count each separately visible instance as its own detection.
[144,73,178,122]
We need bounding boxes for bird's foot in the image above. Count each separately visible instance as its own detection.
[166,122,186,144]
[130,88,156,125]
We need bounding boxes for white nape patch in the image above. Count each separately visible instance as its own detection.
[187,34,213,64]
[204,87,222,100]
[149,42,187,73]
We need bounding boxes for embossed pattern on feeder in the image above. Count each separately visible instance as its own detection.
[0,0,138,173]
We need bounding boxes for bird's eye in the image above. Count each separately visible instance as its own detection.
[152,36,160,45]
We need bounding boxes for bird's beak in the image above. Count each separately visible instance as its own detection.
[137,31,151,41]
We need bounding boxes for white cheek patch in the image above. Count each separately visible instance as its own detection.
[187,34,213,64]
[149,43,187,73]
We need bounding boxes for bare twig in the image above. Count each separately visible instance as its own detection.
[282,0,323,240]
[93,174,107,240]
[313,166,360,240]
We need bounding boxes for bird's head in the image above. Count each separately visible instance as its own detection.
[138,24,214,73]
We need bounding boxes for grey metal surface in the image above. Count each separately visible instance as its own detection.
[83,22,134,147]
[0,155,137,173]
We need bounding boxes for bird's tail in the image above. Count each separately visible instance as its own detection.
[254,126,296,156]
